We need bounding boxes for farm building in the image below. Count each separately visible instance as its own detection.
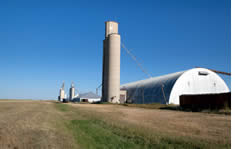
[79,92,101,103]
[120,68,230,105]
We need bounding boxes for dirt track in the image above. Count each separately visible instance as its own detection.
[0,100,76,149]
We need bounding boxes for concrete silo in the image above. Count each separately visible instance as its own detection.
[69,82,75,100]
[59,89,65,101]
[102,21,121,103]
[59,82,65,101]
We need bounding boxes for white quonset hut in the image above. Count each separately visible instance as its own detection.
[120,68,230,105]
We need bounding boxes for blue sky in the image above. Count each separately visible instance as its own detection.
[0,0,231,99]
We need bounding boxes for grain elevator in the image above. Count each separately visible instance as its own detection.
[69,82,75,100]
[58,82,65,101]
[102,21,121,103]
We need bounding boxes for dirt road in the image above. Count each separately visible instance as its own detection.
[0,100,76,149]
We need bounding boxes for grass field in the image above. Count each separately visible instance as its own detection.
[0,100,231,149]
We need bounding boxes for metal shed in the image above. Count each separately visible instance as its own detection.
[120,68,229,105]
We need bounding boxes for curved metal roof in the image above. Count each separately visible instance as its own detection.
[79,92,100,99]
[120,70,185,104]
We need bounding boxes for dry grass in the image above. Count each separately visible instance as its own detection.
[0,100,230,149]
[69,103,231,147]
[0,100,78,149]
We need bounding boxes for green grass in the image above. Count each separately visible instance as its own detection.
[54,102,69,112]
[67,118,210,149]
[67,119,139,149]
[54,102,230,149]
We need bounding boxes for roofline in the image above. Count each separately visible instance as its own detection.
[121,70,186,88]
[105,20,119,24]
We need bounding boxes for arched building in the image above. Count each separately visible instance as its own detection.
[120,68,229,105]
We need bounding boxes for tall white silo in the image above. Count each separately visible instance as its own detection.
[59,82,65,101]
[102,21,121,103]
[69,82,75,100]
